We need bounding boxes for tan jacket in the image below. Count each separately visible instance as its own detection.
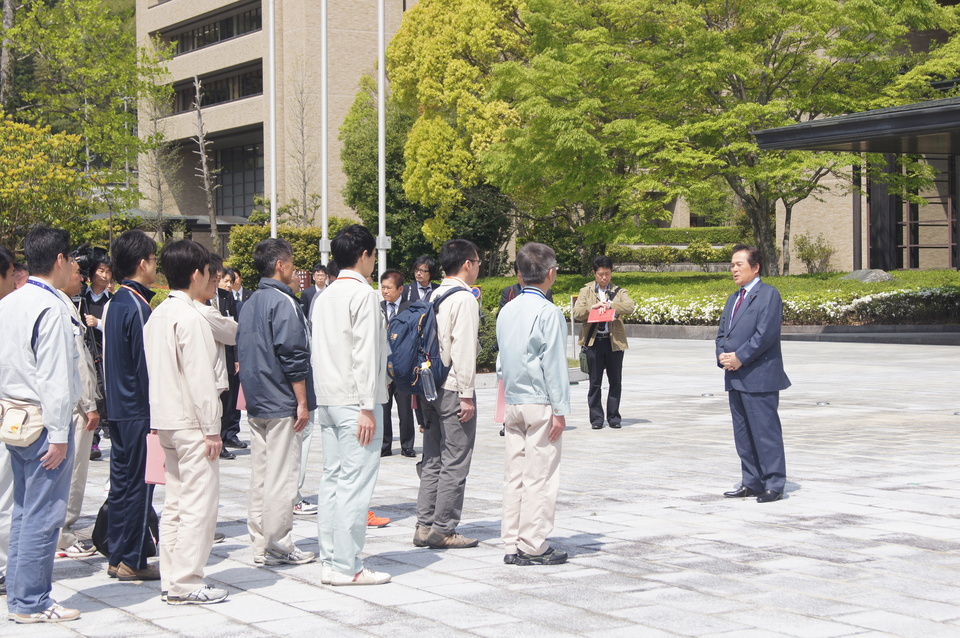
[143,291,222,434]
[58,289,100,414]
[572,283,635,352]
[194,300,236,394]
[434,278,480,398]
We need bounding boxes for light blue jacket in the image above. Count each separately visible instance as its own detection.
[496,288,570,415]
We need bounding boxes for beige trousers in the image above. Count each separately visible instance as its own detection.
[158,428,220,597]
[501,404,562,556]
[58,409,95,549]
[247,416,301,556]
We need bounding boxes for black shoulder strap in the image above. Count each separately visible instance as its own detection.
[432,286,472,309]
[31,307,52,354]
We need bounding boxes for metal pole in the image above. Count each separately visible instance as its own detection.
[376,0,390,279]
[268,0,278,238]
[319,0,330,263]
[852,162,862,271]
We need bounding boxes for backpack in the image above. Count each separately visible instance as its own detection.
[387,287,472,395]
[91,499,160,558]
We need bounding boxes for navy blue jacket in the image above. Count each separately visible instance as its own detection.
[237,278,317,418]
[715,279,791,393]
[103,280,154,421]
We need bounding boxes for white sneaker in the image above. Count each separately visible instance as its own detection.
[166,585,229,605]
[329,567,391,586]
[56,541,96,559]
[263,547,316,565]
[293,499,318,515]
[10,602,81,623]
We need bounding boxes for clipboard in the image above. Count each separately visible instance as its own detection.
[587,307,615,323]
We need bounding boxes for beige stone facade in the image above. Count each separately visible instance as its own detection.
[136,0,413,228]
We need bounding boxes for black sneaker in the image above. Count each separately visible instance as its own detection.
[0,573,6,595]
[515,547,568,566]
[503,554,518,565]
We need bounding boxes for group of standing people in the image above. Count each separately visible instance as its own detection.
[0,222,789,623]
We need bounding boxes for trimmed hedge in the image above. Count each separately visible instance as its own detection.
[476,270,960,326]
[607,243,734,268]
[616,226,748,245]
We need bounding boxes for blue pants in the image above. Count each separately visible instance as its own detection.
[728,389,786,493]
[6,428,74,614]
[107,419,155,569]
[317,404,382,576]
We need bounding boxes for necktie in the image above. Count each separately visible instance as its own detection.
[388,303,396,320]
[729,288,746,328]
[235,291,240,301]
[421,287,431,301]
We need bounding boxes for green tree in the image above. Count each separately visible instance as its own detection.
[340,75,512,275]
[0,115,97,250]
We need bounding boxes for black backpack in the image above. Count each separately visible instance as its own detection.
[91,500,160,558]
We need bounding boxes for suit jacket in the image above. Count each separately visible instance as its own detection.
[233,286,252,315]
[300,285,323,318]
[381,298,412,323]
[572,283,635,351]
[401,281,440,304]
[215,288,239,374]
[715,280,790,393]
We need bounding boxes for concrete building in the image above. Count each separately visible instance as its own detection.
[136,0,413,250]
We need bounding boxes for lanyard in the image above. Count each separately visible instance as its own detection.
[120,284,149,306]
[447,276,470,290]
[521,286,546,300]
[27,279,84,329]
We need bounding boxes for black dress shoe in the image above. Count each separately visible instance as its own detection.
[224,437,248,449]
[757,489,783,503]
[499,428,505,436]
[381,449,393,457]
[723,486,759,498]
[503,554,518,565]
[515,547,568,566]
[609,422,621,429]
[591,423,603,430]
[219,448,236,460]
[401,448,416,458]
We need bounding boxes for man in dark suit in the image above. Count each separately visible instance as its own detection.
[380,270,416,458]
[300,263,328,318]
[210,255,245,458]
[715,244,790,504]
[401,255,440,304]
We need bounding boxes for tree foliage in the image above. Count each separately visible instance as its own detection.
[340,75,512,276]
[390,0,960,276]
[0,116,97,250]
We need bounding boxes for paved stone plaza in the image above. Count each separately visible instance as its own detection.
[7,337,960,637]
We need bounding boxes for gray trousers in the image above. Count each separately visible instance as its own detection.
[416,387,477,535]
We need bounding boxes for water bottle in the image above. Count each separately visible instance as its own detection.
[419,360,438,401]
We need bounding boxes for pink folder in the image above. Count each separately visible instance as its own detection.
[145,432,166,485]
[236,384,246,411]
[494,379,506,424]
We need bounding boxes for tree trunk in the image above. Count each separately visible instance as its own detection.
[781,201,794,276]
[192,76,220,253]
[742,198,780,277]
[1,0,14,107]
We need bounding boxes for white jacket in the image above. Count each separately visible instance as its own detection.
[310,269,388,409]
[143,290,222,434]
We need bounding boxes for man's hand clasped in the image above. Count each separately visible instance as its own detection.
[719,351,742,371]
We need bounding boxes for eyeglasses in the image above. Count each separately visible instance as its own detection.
[415,268,431,274]
[144,256,158,263]
[468,259,483,266]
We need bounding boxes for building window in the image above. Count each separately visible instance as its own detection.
[169,6,262,56]
[216,143,264,218]
[173,65,262,114]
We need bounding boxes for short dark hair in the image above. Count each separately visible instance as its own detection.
[732,244,762,273]
[208,252,224,276]
[313,263,328,275]
[516,242,557,285]
[253,238,294,278]
[73,243,110,281]
[162,240,211,291]
[412,255,438,280]
[24,226,71,276]
[326,259,340,279]
[221,267,237,283]
[439,240,478,277]
[331,224,376,269]
[112,230,157,281]
[0,245,14,278]
[592,255,613,272]
[13,262,26,273]
[380,269,403,288]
